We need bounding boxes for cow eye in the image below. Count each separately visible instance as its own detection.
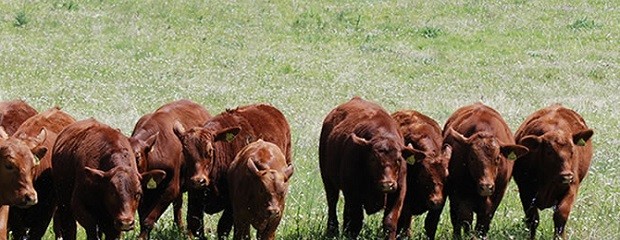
[4,164,15,171]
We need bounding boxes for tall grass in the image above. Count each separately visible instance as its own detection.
[0,0,617,239]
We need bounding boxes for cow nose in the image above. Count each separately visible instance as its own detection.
[266,206,281,219]
[116,218,135,231]
[24,192,37,206]
[379,181,397,193]
[478,183,494,197]
[560,172,574,184]
[428,196,444,210]
[191,176,209,188]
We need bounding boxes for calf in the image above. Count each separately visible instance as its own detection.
[392,110,451,239]
[443,103,528,239]
[174,103,291,239]
[52,119,165,240]
[513,104,594,239]
[8,107,76,240]
[319,97,415,239]
[129,99,211,239]
[228,140,293,240]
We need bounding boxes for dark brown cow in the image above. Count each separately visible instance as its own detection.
[8,107,76,239]
[513,104,594,240]
[174,103,291,239]
[228,140,294,240]
[52,119,165,240]
[0,100,37,240]
[443,103,528,239]
[129,99,211,239]
[392,110,451,239]
[319,97,415,239]
[0,100,38,207]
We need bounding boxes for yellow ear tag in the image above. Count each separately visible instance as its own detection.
[576,138,586,146]
[33,155,41,165]
[406,155,416,165]
[507,151,517,161]
[225,133,235,142]
[147,178,157,189]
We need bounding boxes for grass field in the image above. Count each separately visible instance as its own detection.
[1,0,618,239]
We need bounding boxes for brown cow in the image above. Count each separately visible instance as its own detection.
[513,104,594,239]
[52,119,165,240]
[129,99,211,239]
[319,97,415,239]
[174,103,291,239]
[228,140,294,240]
[0,100,37,240]
[443,103,528,239]
[7,107,76,239]
[392,110,451,239]
[0,100,38,207]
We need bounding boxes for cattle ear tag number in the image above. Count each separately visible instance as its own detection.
[577,138,586,146]
[147,178,157,189]
[507,151,517,160]
[225,133,235,142]
[406,156,416,165]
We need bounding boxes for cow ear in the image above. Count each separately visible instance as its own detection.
[247,158,260,175]
[350,133,371,147]
[214,127,241,143]
[402,144,426,165]
[520,135,542,151]
[572,129,593,147]
[141,169,166,189]
[447,128,470,145]
[283,164,294,181]
[0,127,8,140]
[500,144,529,161]
[145,132,159,153]
[84,167,106,186]
[172,121,186,139]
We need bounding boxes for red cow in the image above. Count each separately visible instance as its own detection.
[0,100,37,240]
[228,140,294,240]
[0,100,38,207]
[8,107,75,239]
[443,103,528,238]
[319,97,415,239]
[129,99,211,239]
[174,103,291,239]
[52,119,165,240]
[513,104,594,239]
[392,110,451,239]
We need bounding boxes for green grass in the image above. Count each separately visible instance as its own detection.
[1,0,618,239]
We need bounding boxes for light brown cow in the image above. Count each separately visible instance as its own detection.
[319,97,415,239]
[392,110,451,239]
[443,103,528,239]
[8,107,76,239]
[228,140,293,240]
[513,104,594,239]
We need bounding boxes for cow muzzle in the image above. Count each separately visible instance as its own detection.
[379,181,397,193]
[428,195,444,210]
[115,218,135,231]
[266,206,281,220]
[477,183,494,197]
[190,176,209,189]
[560,172,574,184]
[15,191,37,208]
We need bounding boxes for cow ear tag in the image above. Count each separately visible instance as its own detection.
[147,177,157,189]
[33,155,41,165]
[225,133,235,142]
[507,151,517,161]
[576,138,586,146]
[406,155,416,165]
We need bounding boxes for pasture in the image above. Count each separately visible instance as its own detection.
[1,0,618,239]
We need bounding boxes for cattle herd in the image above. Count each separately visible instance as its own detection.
[0,97,593,240]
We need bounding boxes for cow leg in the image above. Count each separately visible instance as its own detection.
[384,190,405,240]
[257,220,279,240]
[216,208,234,239]
[553,189,577,240]
[55,205,77,240]
[138,187,181,240]
[186,190,206,239]
[474,211,492,240]
[173,193,184,229]
[0,206,8,240]
[424,207,443,240]
[232,217,250,240]
[518,187,539,240]
[449,197,473,240]
[396,201,413,239]
[342,198,364,239]
[323,179,339,237]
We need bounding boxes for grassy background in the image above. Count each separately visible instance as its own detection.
[1,0,618,239]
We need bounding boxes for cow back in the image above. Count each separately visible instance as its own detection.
[0,100,37,135]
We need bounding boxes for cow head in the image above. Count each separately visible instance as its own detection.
[351,133,415,193]
[409,144,452,210]
[0,128,47,207]
[173,121,241,189]
[448,128,528,197]
[520,129,593,185]
[129,131,159,173]
[247,158,293,221]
